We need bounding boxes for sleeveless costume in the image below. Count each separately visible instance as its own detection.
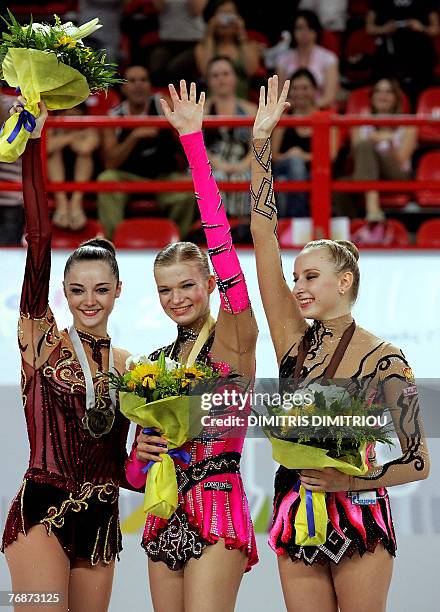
[251,136,429,566]
[1,140,130,565]
[125,131,258,572]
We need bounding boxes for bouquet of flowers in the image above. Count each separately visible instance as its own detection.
[0,10,121,162]
[264,382,394,546]
[109,352,220,519]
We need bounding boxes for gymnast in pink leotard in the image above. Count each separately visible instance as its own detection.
[125,81,258,611]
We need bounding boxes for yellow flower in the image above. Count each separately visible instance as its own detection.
[142,376,156,390]
[184,366,205,380]
[55,35,77,48]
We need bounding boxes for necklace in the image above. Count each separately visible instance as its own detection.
[69,326,116,438]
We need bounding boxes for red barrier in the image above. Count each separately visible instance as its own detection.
[2,113,440,240]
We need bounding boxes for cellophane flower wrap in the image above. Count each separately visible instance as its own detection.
[263,383,394,546]
[0,10,120,162]
[109,352,220,519]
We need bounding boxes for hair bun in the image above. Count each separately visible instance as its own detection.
[80,238,116,257]
[335,240,359,262]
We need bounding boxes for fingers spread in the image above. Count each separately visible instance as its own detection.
[180,79,188,101]
[168,83,179,107]
[160,98,172,120]
[189,81,196,103]
[198,90,206,107]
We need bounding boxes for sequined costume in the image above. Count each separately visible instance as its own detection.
[126,131,258,572]
[250,136,429,566]
[1,140,130,565]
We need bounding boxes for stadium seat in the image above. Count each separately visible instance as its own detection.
[321,30,341,57]
[416,87,440,143]
[277,219,296,248]
[85,89,121,116]
[350,219,410,247]
[416,219,440,247]
[346,86,411,115]
[51,219,105,249]
[126,198,162,217]
[113,218,180,248]
[342,29,376,84]
[416,151,440,207]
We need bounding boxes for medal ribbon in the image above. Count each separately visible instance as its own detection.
[69,326,116,413]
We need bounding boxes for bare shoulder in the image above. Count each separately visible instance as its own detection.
[113,346,131,372]
[355,326,405,359]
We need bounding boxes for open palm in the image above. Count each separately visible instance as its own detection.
[160,80,206,136]
[253,75,290,139]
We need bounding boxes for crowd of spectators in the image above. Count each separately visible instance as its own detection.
[1,0,440,247]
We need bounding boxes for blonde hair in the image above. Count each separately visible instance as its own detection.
[154,241,211,277]
[302,239,360,301]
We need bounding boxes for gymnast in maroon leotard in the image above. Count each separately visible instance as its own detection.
[1,100,132,610]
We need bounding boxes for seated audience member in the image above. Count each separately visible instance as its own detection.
[0,95,23,245]
[366,0,439,103]
[149,0,208,86]
[336,78,417,222]
[276,9,339,108]
[97,65,194,239]
[298,0,347,32]
[204,55,256,217]
[47,103,99,231]
[272,68,338,217]
[195,0,262,99]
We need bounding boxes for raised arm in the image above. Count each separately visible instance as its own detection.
[250,76,308,364]
[14,100,61,369]
[161,81,257,376]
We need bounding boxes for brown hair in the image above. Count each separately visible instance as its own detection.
[154,242,211,277]
[64,238,119,282]
[371,78,403,114]
[302,239,360,301]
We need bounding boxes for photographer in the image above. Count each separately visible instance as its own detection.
[194,0,262,98]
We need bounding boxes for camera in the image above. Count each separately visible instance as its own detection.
[217,12,237,26]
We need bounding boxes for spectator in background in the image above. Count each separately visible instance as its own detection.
[195,0,262,99]
[272,68,338,217]
[204,55,256,217]
[276,9,339,108]
[78,0,122,63]
[47,104,99,231]
[339,78,417,222]
[367,0,439,104]
[149,0,208,86]
[298,0,347,32]
[0,95,23,245]
[97,65,194,239]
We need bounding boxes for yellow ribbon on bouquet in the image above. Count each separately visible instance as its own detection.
[270,438,368,546]
[119,392,205,519]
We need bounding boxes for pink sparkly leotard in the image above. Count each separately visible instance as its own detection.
[126,131,258,571]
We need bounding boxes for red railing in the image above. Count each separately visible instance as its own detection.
[1,113,440,239]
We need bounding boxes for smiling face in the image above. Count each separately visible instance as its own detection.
[371,79,399,114]
[289,74,317,111]
[154,261,216,327]
[292,247,353,320]
[64,261,121,336]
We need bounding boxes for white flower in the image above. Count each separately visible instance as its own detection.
[125,354,153,370]
[62,18,102,40]
[306,383,348,406]
[164,357,179,371]
[124,354,179,371]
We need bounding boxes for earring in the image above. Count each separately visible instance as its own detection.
[340,289,345,295]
